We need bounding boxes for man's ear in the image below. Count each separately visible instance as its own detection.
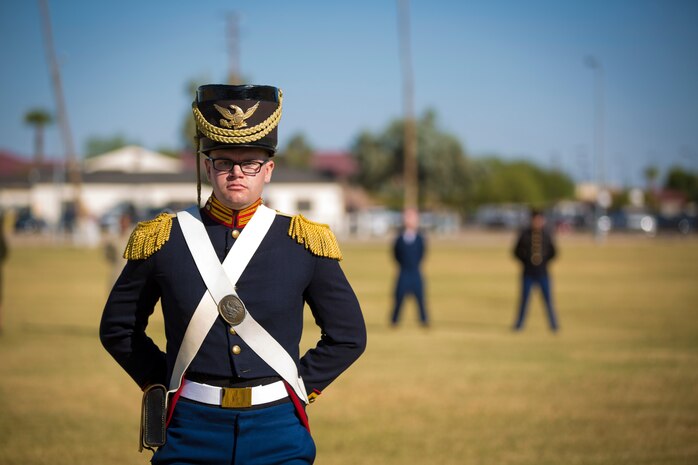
[203,158,212,182]
[264,160,275,183]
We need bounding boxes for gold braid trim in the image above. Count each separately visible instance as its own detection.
[531,229,542,265]
[192,90,283,144]
[288,214,343,261]
[123,213,174,260]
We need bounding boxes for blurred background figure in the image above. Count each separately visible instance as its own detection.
[103,212,133,290]
[512,209,559,332]
[390,207,429,328]
[0,211,8,334]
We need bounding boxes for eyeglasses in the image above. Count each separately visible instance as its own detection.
[207,157,269,175]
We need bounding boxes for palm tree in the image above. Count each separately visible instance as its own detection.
[24,108,53,165]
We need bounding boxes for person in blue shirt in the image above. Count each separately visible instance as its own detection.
[390,207,429,327]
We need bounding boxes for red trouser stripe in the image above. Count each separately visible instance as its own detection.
[166,384,184,428]
[283,382,311,432]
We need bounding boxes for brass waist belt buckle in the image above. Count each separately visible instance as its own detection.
[221,387,253,408]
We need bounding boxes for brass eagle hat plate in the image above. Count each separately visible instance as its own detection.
[193,84,282,155]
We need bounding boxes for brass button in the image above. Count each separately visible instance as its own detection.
[231,230,240,239]
[229,327,237,336]
[231,345,242,355]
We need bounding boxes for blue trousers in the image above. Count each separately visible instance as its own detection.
[151,399,316,465]
[391,271,428,325]
[513,274,559,331]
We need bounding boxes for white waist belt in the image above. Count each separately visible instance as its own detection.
[180,379,288,408]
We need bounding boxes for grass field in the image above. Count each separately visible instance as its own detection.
[0,232,697,464]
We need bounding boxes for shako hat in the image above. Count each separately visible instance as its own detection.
[192,84,282,155]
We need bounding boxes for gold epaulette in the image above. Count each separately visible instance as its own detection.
[287,214,343,261]
[123,213,174,260]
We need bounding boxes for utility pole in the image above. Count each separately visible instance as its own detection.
[397,0,418,210]
[227,13,242,85]
[39,0,82,223]
[584,55,608,241]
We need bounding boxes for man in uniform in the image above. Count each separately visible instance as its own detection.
[512,208,559,332]
[100,84,367,464]
[390,207,429,327]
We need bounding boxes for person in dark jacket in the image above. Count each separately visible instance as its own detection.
[390,207,429,327]
[100,85,366,464]
[512,209,559,331]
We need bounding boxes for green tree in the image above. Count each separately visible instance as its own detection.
[644,165,659,191]
[23,108,53,164]
[84,134,134,158]
[642,164,661,209]
[418,111,474,208]
[156,147,182,159]
[540,168,575,201]
[352,110,473,211]
[471,157,574,207]
[610,189,630,210]
[278,133,314,169]
[665,166,698,202]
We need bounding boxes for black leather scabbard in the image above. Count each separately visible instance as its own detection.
[139,384,167,452]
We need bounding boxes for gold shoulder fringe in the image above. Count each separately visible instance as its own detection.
[123,213,174,260]
[288,214,343,261]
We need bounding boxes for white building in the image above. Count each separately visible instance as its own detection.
[0,147,348,238]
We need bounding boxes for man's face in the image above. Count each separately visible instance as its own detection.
[403,208,419,231]
[205,147,274,210]
[532,214,546,230]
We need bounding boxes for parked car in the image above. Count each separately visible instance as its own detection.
[474,204,529,229]
[609,209,657,235]
[99,202,137,234]
[657,214,697,235]
[14,207,47,233]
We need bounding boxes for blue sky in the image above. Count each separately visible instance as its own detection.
[1,0,697,187]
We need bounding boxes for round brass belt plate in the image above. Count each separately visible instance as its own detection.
[218,294,247,326]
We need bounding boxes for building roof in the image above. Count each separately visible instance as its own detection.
[83,145,182,173]
[271,166,334,183]
[0,150,28,176]
[311,151,357,179]
[0,149,62,185]
[1,145,337,188]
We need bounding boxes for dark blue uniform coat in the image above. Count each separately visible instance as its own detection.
[99,210,367,397]
[390,230,428,324]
